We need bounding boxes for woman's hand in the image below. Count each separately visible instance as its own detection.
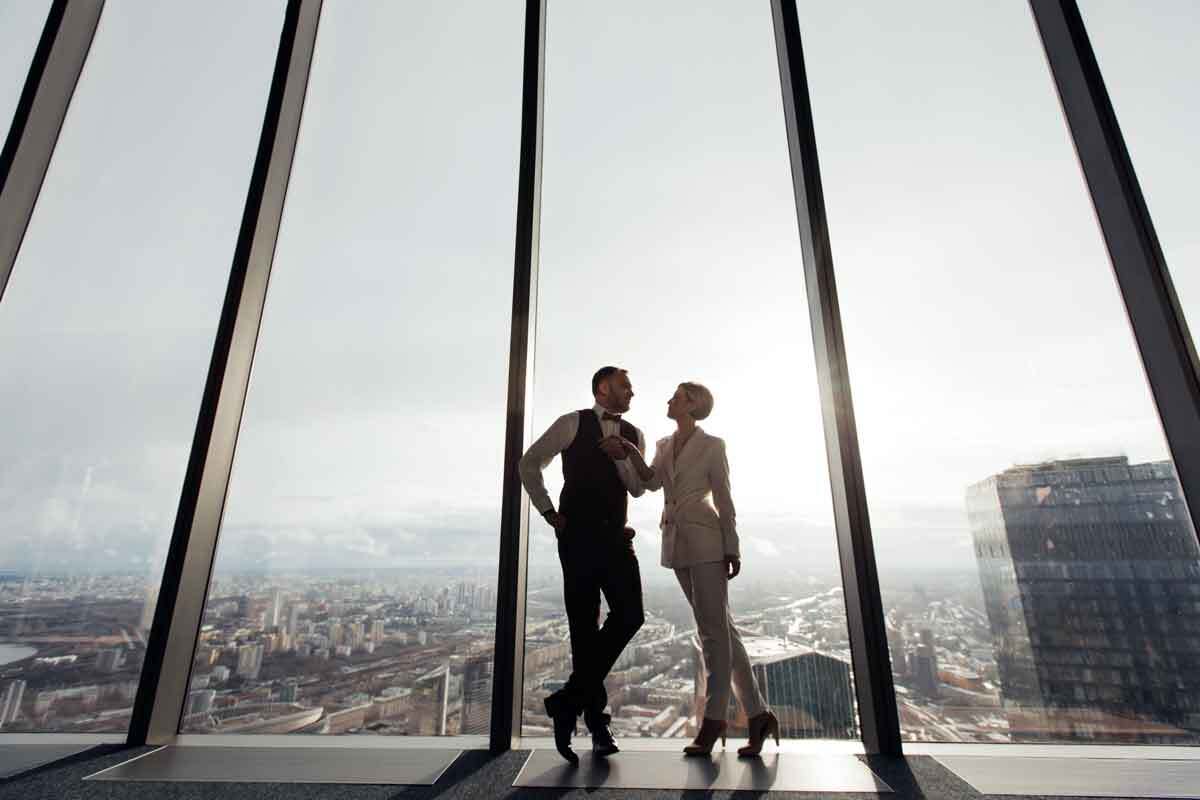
[725,556,741,580]
[618,438,655,482]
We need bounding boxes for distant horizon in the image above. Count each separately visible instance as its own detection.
[0,563,985,582]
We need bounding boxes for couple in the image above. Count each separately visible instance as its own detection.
[518,366,779,764]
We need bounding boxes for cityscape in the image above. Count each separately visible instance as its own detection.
[2,456,1199,746]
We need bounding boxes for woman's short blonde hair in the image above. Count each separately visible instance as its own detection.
[679,382,714,421]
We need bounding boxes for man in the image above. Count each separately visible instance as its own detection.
[518,366,646,764]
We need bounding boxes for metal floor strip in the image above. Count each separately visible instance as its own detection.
[935,755,1200,798]
[514,750,893,792]
[84,745,461,785]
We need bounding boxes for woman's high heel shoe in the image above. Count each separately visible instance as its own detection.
[683,718,728,756]
[737,710,780,757]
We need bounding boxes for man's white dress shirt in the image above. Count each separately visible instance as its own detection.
[518,404,646,515]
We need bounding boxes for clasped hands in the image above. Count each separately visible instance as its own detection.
[597,434,638,460]
[592,435,740,579]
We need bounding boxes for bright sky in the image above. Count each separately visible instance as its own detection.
[0,1,1194,583]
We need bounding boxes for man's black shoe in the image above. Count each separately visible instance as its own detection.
[587,712,620,758]
[544,695,579,765]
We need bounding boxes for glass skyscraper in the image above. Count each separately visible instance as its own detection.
[969,457,1200,742]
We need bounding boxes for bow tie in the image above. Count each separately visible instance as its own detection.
[602,412,622,422]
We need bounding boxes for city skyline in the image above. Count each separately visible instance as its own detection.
[2,0,1198,751]
[4,453,1198,744]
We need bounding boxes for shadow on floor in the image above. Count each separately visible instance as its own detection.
[0,743,128,785]
[0,744,993,800]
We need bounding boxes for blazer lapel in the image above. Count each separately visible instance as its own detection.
[671,427,705,480]
[663,435,677,483]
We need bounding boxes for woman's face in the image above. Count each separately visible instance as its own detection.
[666,386,693,421]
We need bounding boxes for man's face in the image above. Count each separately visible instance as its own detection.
[600,371,634,413]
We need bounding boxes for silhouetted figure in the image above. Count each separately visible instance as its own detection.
[518,366,646,764]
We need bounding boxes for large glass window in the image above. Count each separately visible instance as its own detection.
[0,0,51,140]
[521,0,856,744]
[182,0,523,737]
[0,2,282,733]
[1080,1,1200,356]
[804,1,1200,743]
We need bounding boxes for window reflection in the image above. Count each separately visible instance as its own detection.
[522,0,855,743]
[0,0,50,140]
[804,0,1200,743]
[0,1,282,734]
[182,0,523,737]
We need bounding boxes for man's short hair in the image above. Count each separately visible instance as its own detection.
[592,366,623,396]
[679,382,714,420]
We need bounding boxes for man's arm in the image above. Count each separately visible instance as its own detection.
[615,428,648,497]
[518,412,576,516]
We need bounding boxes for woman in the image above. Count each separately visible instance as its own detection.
[621,382,779,757]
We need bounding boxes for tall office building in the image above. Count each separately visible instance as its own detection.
[1,680,26,727]
[349,623,366,651]
[96,647,125,673]
[237,643,265,680]
[414,662,452,736]
[968,457,1200,739]
[910,629,940,698]
[886,623,909,678]
[693,636,856,739]
[455,582,476,612]
[287,604,305,637]
[270,589,284,628]
[458,652,493,735]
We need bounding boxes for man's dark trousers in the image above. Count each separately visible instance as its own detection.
[555,521,644,728]
[548,408,645,729]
